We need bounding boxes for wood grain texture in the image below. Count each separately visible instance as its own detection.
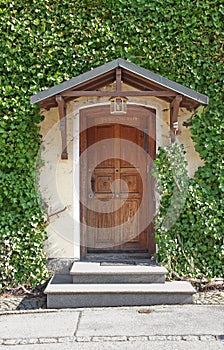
[80,105,156,257]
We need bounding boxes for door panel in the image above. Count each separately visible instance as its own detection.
[80,105,156,255]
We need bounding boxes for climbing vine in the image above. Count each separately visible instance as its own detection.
[0,0,223,289]
[153,144,223,278]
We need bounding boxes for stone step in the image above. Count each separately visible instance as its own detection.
[70,262,167,284]
[45,275,196,309]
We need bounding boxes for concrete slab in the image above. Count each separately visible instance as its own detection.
[0,306,223,350]
[0,311,79,339]
[71,262,167,284]
[47,293,193,308]
[45,281,194,294]
[71,262,167,274]
[1,341,224,350]
[45,280,195,308]
[77,305,224,337]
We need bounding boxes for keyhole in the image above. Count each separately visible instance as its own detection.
[115,168,119,173]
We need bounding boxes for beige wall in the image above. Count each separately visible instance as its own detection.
[38,88,203,259]
[39,104,75,258]
[177,109,204,176]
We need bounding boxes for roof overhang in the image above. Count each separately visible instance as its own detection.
[30,58,208,110]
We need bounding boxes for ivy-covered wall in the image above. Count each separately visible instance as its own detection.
[0,0,223,288]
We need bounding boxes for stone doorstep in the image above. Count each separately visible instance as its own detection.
[70,262,168,274]
[45,280,195,295]
[44,262,195,308]
[70,262,168,284]
[45,279,196,308]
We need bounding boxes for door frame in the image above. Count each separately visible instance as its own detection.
[79,104,156,259]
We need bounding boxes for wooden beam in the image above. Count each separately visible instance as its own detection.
[60,90,177,97]
[116,67,122,92]
[56,95,68,159]
[170,95,183,142]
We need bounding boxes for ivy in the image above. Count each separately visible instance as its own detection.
[0,0,223,289]
[154,144,223,278]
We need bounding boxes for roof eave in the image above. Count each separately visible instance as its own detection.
[30,58,209,107]
[117,59,209,106]
[30,59,120,105]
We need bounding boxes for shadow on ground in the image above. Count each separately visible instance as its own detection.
[16,295,47,310]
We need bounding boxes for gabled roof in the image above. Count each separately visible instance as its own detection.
[30,58,208,110]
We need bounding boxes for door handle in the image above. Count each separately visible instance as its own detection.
[91,177,95,193]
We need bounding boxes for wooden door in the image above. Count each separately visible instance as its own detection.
[80,105,156,257]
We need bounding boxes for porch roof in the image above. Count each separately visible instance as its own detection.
[30,58,208,110]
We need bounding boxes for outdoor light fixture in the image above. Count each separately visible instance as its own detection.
[173,121,179,134]
[109,96,128,114]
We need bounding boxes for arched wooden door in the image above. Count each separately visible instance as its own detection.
[80,105,156,258]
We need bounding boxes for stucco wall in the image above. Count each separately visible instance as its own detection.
[39,103,75,259]
[38,88,203,259]
[177,109,204,176]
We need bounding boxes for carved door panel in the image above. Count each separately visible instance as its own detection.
[80,106,156,255]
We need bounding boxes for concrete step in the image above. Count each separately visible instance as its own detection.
[45,275,196,309]
[70,262,167,284]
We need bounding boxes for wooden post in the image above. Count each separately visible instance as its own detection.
[56,95,68,159]
[170,95,182,142]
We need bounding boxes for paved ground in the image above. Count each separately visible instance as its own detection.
[0,290,223,349]
[0,305,223,349]
[1,341,224,350]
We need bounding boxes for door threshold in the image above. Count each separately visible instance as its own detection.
[82,251,152,262]
[87,249,148,254]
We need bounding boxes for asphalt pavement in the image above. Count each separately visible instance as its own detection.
[0,305,223,350]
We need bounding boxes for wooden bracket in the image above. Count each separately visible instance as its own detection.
[56,95,68,159]
[170,95,182,142]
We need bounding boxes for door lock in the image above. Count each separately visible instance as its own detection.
[91,177,95,193]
